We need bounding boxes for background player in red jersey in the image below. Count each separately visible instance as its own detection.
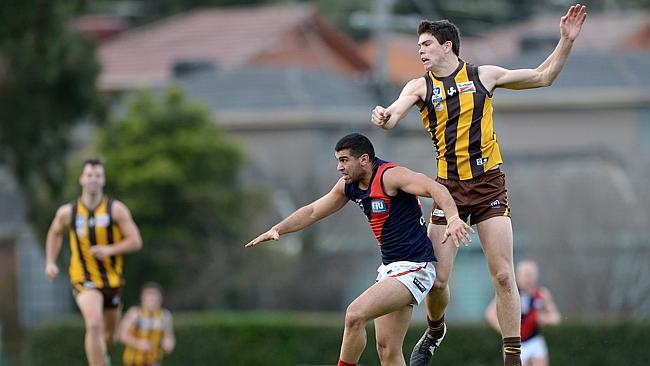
[486,260,561,366]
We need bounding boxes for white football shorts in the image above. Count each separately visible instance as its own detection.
[521,335,549,363]
[376,261,436,305]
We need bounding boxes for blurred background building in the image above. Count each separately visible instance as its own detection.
[2,1,650,360]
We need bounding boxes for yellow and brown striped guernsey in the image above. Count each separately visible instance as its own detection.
[123,308,168,366]
[69,197,124,288]
[419,60,503,180]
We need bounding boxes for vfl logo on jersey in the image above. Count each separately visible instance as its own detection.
[431,85,445,111]
[475,157,489,166]
[75,216,87,237]
[94,214,110,227]
[447,86,457,96]
[371,199,387,213]
[138,317,164,331]
[457,81,476,94]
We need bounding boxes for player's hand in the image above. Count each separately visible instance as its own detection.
[162,337,175,354]
[441,215,474,247]
[90,246,114,260]
[245,228,280,248]
[560,4,587,41]
[371,106,391,127]
[45,262,59,281]
[136,339,152,352]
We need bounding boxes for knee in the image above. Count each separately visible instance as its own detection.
[432,273,450,290]
[376,338,400,363]
[85,317,104,335]
[344,305,368,331]
[493,269,515,292]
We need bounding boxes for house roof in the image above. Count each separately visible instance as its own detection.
[70,15,127,43]
[98,4,370,91]
[169,66,377,128]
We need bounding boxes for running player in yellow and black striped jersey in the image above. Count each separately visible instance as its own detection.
[119,283,175,366]
[45,158,143,366]
[370,5,587,366]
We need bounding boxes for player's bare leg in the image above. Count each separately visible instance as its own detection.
[103,308,120,343]
[76,290,107,366]
[339,277,414,365]
[410,223,458,365]
[478,216,521,366]
[374,304,412,365]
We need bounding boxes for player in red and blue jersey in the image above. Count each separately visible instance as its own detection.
[344,158,435,265]
[246,133,472,366]
[486,260,561,366]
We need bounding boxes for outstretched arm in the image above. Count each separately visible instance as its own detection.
[382,167,473,246]
[245,179,349,248]
[371,77,425,129]
[479,4,587,91]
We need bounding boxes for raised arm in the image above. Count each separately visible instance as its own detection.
[479,4,587,92]
[382,166,473,246]
[90,200,143,260]
[371,77,426,130]
[537,287,562,325]
[245,178,349,248]
[44,204,72,281]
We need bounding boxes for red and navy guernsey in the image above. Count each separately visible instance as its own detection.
[344,159,436,265]
[521,288,544,342]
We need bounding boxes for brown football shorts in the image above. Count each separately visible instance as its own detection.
[430,167,510,226]
[72,282,123,309]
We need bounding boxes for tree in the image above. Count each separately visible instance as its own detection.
[0,0,102,231]
[97,86,265,308]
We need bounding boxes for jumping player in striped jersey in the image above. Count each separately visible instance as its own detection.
[246,133,472,366]
[370,5,586,366]
[486,260,561,366]
[45,158,143,366]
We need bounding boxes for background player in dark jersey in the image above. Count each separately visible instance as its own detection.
[246,133,472,366]
[486,260,561,366]
[119,282,175,366]
[369,5,586,366]
[45,158,143,366]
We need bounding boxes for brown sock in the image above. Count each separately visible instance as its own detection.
[426,315,445,339]
[503,336,521,366]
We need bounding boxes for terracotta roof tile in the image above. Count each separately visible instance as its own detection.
[99,4,326,90]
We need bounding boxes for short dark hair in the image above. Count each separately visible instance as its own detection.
[81,158,104,170]
[141,282,163,295]
[335,133,375,161]
[417,19,460,56]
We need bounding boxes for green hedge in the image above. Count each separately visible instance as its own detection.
[20,312,650,366]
